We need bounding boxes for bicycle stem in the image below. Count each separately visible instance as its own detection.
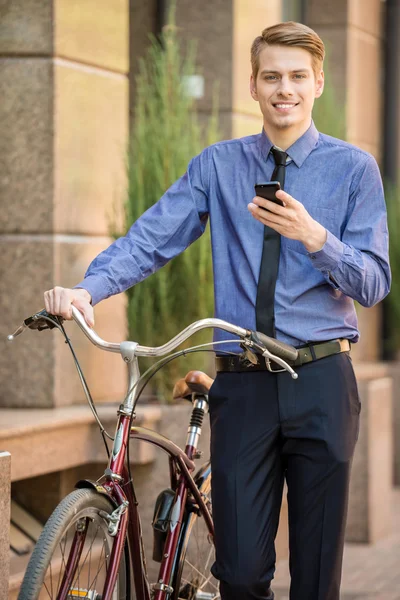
[120,342,141,414]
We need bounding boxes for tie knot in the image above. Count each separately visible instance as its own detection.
[271,146,287,167]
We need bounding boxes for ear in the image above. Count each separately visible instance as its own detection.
[250,74,258,101]
[315,70,324,98]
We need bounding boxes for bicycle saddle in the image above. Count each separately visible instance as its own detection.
[172,370,214,401]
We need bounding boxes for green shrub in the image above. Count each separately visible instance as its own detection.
[384,183,400,354]
[313,54,346,140]
[121,19,219,400]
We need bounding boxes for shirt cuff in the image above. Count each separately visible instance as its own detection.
[307,229,345,271]
[74,275,111,306]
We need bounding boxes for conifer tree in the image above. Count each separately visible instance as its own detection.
[124,17,219,399]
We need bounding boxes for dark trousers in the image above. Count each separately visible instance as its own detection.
[209,352,361,600]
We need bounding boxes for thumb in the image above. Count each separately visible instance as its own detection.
[72,298,95,328]
[276,189,293,205]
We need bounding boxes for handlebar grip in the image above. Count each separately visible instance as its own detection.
[250,331,298,362]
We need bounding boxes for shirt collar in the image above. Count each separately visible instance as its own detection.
[259,121,319,168]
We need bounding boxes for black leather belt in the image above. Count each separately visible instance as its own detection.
[215,338,351,373]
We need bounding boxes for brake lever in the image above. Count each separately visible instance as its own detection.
[242,339,298,379]
[7,324,27,341]
[7,310,64,342]
[261,348,298,379]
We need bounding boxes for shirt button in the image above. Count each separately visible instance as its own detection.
[310,255,316,260]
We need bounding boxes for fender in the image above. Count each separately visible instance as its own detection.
[75,479,119,508]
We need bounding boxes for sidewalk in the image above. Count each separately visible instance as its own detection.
[272,487,400,600]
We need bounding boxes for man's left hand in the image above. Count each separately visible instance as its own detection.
[248,189,327,253]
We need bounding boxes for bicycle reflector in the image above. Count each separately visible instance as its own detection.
[68,590,101,600]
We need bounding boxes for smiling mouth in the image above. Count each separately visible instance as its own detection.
[273,103,299,111]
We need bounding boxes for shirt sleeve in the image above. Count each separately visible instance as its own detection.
[75,148,211,305]
[307,154,391,307]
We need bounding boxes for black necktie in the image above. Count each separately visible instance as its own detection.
[255,147,288,337]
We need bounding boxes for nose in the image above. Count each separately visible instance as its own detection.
[277,75,294,97]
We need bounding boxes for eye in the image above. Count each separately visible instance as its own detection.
[264,75,278,81]
[293,73,306,79]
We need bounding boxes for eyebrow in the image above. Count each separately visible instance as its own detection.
[259,69,310,75]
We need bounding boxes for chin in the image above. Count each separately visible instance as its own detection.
[271,116,296,130]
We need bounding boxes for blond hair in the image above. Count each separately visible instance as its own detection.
[251,21,325,79]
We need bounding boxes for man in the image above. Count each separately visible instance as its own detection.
[45,22,390,600]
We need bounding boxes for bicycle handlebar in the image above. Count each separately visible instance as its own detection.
[7,306,299,376]
[70,307,298,363]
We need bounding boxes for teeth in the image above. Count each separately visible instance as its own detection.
[275,104,296,108]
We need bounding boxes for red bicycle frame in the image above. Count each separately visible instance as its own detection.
[71,409,213,600]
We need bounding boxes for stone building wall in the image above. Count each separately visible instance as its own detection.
[307,0,385,361]
[0,0,129,409]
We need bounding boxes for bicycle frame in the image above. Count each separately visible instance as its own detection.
[72,408,214,600]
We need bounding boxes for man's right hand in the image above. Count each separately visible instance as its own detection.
[44,287,94,327]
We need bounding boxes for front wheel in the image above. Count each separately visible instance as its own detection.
[170,463,219,600]
[18,488,130,600]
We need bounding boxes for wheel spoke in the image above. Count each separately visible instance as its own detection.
[57,528,69,593]
[183,559,207,583]
[182,552,219,592]
[73,521,100,589]
[86,539,106,592]
[198,572,219,592]
[49,557,54,597]
[199,545,215,578]
[182,559,218,592]
[43,579,52,599]
[175,484,218,600]
[87,523,96,591]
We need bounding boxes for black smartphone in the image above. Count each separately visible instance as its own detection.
[254,181,284,207]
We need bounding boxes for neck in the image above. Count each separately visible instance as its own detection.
[264,118,312,151]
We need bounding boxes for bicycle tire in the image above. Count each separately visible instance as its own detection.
[18,488,130,600]
[170,463,219,600]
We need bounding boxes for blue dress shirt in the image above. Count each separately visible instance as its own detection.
[77,122,391,349]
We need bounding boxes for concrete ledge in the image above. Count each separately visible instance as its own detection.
[388,362,400,486]
[346,367,393,543]
[0,452,11,600]
[0,404,161,482]
[353,361,391,380]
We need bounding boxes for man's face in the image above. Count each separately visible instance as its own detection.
[250,44,324,135]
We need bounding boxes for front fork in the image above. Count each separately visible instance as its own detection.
[99,484,130,600]
[57,520,89,599]
[100,413,151,600]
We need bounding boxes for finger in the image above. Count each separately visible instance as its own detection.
[53,286,63,316]
[248,202,285,222]
[86,304,95,328]
[253,196,285,214]
[44,291,50,313]
[47,289,55,314]
[275,189,294,205]
[59,289,73,320]
[73,298,95,328]
[248,204,285,229]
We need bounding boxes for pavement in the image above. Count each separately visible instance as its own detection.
[272,487,400,600]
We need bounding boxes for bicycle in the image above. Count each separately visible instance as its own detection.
[8,306,298,600]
